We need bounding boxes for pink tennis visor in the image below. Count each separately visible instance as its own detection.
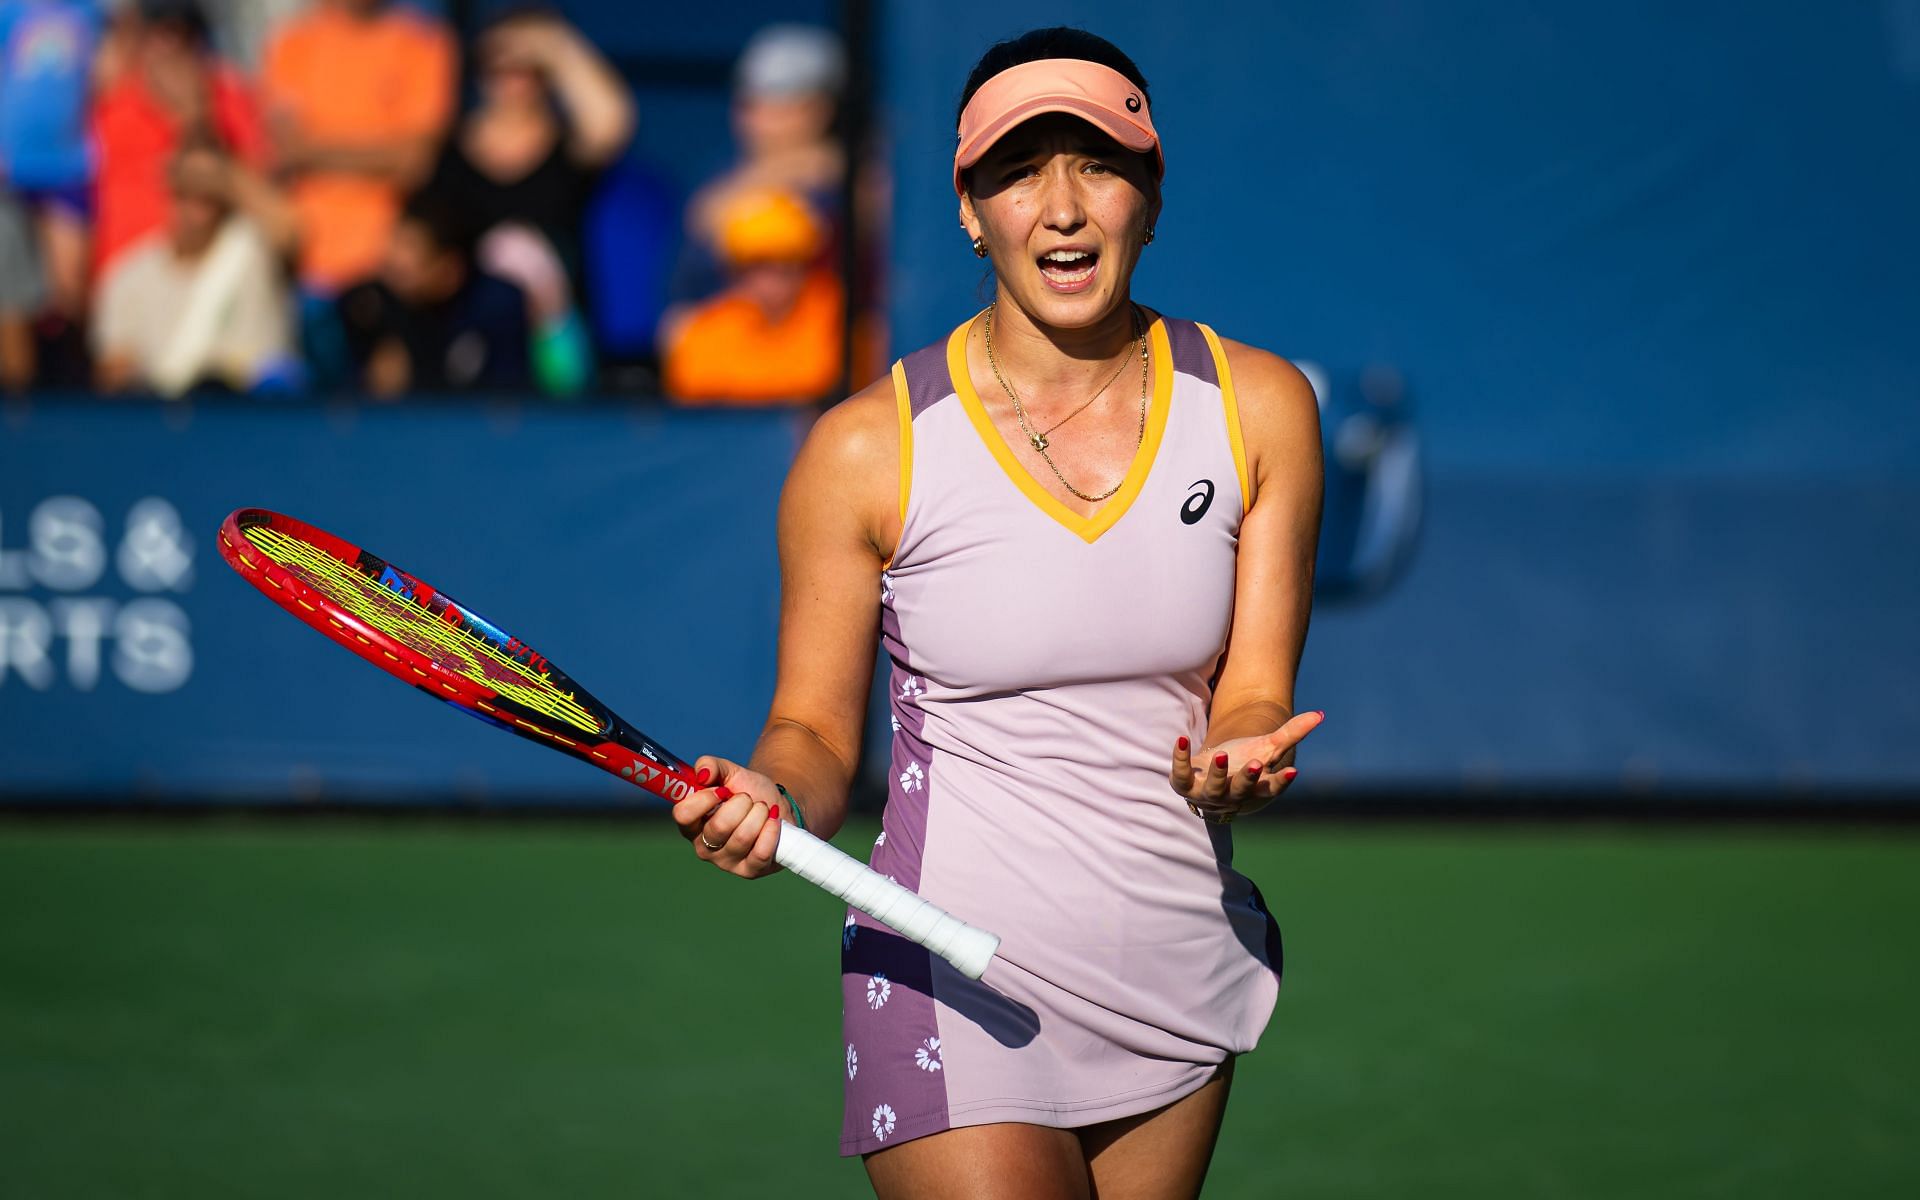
[953,58,1163,195]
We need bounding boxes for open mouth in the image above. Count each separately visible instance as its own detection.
[1037,248,1099,290]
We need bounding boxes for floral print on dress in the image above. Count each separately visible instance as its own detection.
[914,1036,943,1072]
[846,1043,859,1081]
[866,973,891,1009]
[871,1103,896,1141]
[899,762,925,793]
[898,675,925,701]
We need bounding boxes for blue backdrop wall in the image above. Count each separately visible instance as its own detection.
[885,0,1920,474]
[881,0,1920,795]
[3,2,1917,802]
[4,399,1911,800]
[0,404,801,802]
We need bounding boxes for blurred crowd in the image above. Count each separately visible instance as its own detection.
[0,0,861,403]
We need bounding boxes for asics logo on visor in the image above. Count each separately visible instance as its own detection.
[1125,94,1142,113]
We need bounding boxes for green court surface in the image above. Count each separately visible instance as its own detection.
[2,820,1914,1198]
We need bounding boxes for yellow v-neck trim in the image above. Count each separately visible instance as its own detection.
[946,314,1174,545]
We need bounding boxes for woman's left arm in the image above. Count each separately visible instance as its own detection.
[1169,339,1326,820]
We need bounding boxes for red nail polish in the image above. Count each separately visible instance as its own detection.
[1213,753,1228,768]
[714,786,732,801]
[771,804,782,821]
[694,767,712,787]
[1177,736,1189,752]
[1282,767,1298,780]
[1246,762,1262,777]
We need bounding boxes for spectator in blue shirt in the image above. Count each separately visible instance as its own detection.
[0,0,102,320]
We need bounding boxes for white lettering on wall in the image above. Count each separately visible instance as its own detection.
[118,498,194,592]
[50,598,114,691]
[113,599,193,693]
[0,598,56,689]
[30,496,108,591]
[0,498,194,692]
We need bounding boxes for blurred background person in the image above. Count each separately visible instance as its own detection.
[661,186,840,405]
[90,135,295,396]
[416,5,634,396]
[90,0,269,283]
[0,0,102,376]
[261,0,454,384]
[476,220,588,396]
[0,188,40,391]
[194,0,302,70]
[337,194,530,398]
[671,22,843,306]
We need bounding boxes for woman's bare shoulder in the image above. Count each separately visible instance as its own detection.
[800,373,900,477]
[782,374,903,552]
[1215,337,1317,417]
[1214,336,1322,493]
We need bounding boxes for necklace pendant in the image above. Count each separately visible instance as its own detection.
[1029,432,1049,452]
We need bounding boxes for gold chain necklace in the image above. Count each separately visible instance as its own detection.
[984,301,1149,503]
[1029,324,1139,446]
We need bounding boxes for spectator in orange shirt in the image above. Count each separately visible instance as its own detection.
[662,187,842,406]
[260,0,454,296]
[91,0,270,280]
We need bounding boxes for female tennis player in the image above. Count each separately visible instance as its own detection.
[671,27,1324,1199]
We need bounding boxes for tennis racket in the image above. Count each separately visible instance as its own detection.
[218,507,1000,980]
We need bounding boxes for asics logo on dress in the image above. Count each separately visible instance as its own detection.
[1181,479,1216,525]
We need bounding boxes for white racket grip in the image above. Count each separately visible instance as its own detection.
[774,824,1001,980]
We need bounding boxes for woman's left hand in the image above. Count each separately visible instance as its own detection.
[1169,709,1325,823]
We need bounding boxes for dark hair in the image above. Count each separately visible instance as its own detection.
[399,193,480,262]
[476,2,563,28]
[139,0,212,47]
[955,27,1151,128]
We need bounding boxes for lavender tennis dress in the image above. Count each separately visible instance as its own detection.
[839,313,1283,1156]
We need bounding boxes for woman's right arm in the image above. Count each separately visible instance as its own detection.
[671,379,902,876]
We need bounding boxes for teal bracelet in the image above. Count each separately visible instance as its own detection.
[775,783,808,831]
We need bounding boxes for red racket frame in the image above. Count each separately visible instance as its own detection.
[217,508,695,802]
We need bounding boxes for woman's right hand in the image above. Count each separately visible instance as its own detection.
[670,756,786,878]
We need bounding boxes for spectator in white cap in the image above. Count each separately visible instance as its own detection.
[673,23,846,305]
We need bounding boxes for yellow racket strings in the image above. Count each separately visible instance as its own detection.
[242,526,602,734]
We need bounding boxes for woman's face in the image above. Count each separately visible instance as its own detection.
[734,92,836,158]
[480,57,546,112]
[960,113,1160,332]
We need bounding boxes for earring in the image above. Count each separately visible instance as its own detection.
[1143,227,1155,245]
[971,236,988,258]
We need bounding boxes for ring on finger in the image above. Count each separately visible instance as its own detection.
[699,830,723,852]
